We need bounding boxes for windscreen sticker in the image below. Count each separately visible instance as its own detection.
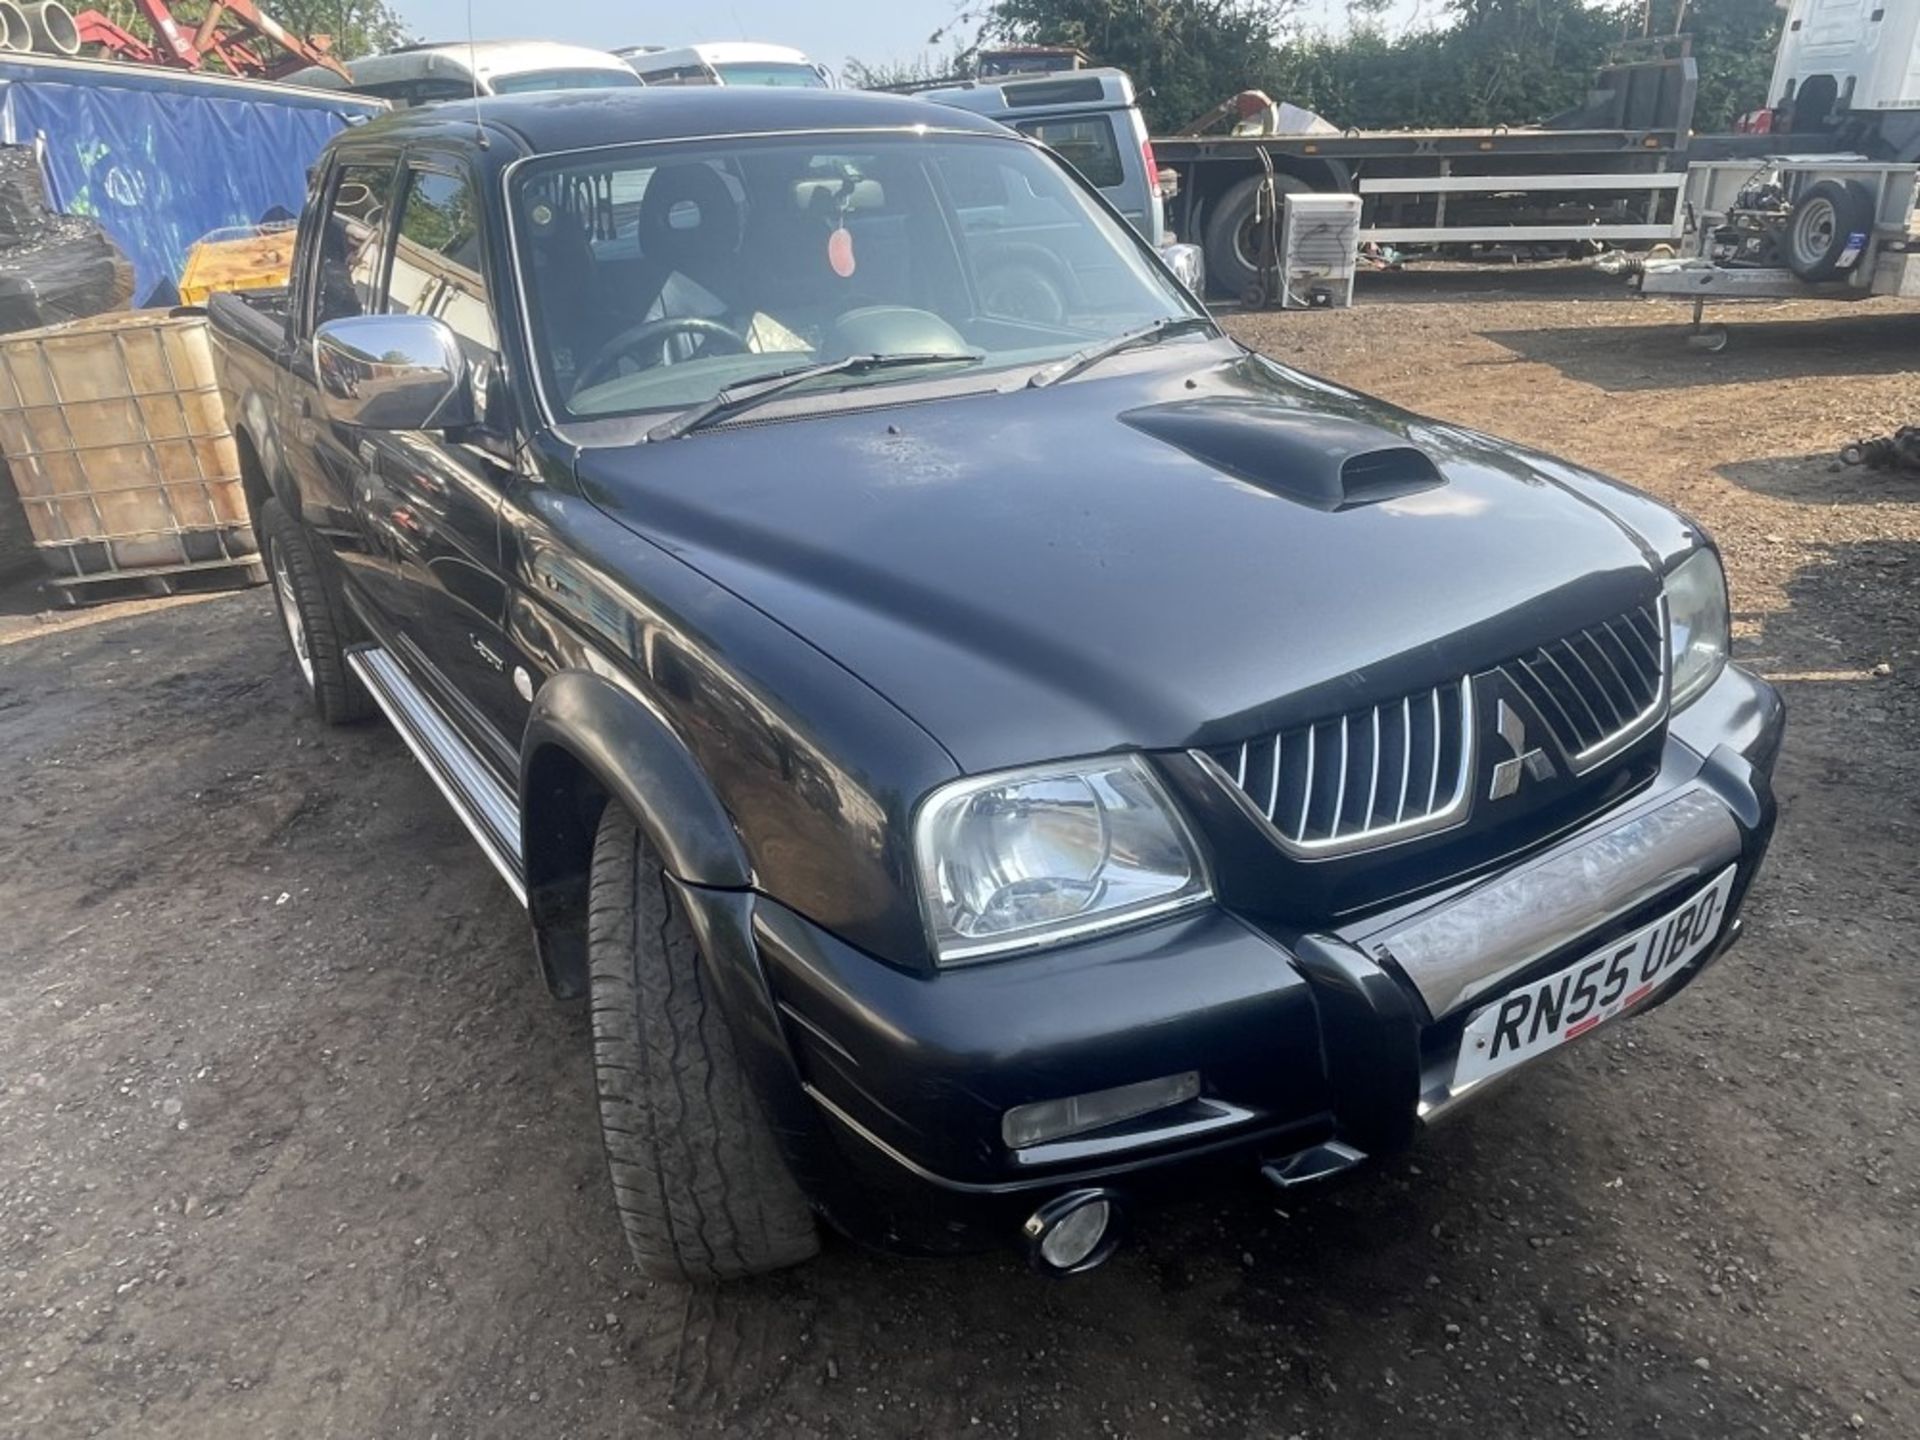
[828,225,856,278]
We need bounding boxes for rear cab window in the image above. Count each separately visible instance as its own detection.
[1014,116,1124,189]
[356,78,472,107]
[388,165,498,356]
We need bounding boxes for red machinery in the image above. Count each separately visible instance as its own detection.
[72,1,350,80]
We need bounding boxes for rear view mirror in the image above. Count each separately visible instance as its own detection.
[314,314,475,431]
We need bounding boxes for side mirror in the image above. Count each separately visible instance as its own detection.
[1159,242,1206,295]
[313,314,475,431]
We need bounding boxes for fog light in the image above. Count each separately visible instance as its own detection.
[1002,1071,1201,1150]
[1023,1189,1124,1274]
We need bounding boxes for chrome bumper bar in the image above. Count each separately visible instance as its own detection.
[1356,787,1744,1021]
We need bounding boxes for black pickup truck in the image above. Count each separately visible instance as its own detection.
[207,85,1783,1282]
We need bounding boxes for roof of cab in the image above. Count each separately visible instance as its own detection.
[343,83,1009,154]
[912,67,1140,118]
[283,39,635,92]
[622,41,821,68]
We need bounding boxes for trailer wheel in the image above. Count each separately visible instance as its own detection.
[1784,180,1876,281]
[1686,324,1729,353]
[1203,172,1310,300]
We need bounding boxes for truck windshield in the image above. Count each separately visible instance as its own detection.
[491,68,641,95]
[509,131,1207,424]
[714,62,826,87]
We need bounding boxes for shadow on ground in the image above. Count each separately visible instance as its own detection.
[5,567,1910,1438]
[1739,535,1920,680]
[1350,263,1633,307]
[1718,451,1920,507]
[1479,305,1920,391]
[0,573,50,619]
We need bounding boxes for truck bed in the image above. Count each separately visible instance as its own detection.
[1152,124,1685,165]
[206,288,290,427]
[207,287,291,350]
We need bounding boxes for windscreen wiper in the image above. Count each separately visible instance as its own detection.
[1026,315,1219,390]
[647,351,984,441]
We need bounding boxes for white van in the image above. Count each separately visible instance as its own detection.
[617,42,830,88]
[913,69,1169,248]
[285,40,641,108]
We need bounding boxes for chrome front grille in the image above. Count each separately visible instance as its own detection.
[1495,600,1668,772]
[1197,678,1475,857]
[1195,600,1671,859]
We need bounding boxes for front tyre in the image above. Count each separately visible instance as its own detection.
[587,804,820,1282]
[258,497,373,725]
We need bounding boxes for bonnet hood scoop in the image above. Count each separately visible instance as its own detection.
[1121,396,1445,512]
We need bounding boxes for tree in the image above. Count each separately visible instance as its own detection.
[1272,0,1639,130]
[1647,0,1784,128]
[268,0,411,61]
[904,0,1783,135]
[976,0,1297,129]
[843,45,977,91]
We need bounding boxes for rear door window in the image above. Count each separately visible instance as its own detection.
[1015,116,1124,189]
[310,160,400,331]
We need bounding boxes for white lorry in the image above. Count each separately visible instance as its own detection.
[616,42,831,88]
[1767,0,1920,160]
[1638,0,1920,336]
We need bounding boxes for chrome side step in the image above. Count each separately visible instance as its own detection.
[347,645,527,906]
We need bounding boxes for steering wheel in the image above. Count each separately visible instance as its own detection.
[574,316,750,394]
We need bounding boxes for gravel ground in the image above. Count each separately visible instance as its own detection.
[1,271,1916,1440]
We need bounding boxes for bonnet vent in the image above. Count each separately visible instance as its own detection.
[1121,397,1444,512]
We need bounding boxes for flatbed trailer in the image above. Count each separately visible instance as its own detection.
[1630,0,1920,343]
[1154,46,1702,294]
[1636,155,1919,347]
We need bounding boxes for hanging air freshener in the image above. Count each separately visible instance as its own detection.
[828,225,856,278]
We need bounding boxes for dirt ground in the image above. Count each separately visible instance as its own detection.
[2,272,1916,1440]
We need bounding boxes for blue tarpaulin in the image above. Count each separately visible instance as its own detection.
[0,56,383,304]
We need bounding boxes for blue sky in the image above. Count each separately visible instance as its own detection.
[395,1,971,73]
[393,1,1430,76]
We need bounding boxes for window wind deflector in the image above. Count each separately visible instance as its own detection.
[646,351,984,441]
[1027,314,1217,389]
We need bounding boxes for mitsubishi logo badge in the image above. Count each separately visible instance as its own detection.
[1488,699,1556,800]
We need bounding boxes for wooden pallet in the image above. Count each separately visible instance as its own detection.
[42,554,266,610]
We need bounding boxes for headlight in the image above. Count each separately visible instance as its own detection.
[1665,548,1730,710]
[914,756,1211,965]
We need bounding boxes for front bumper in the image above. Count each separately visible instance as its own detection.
[702,664,1783,1255]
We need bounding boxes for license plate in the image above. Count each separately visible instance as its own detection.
[1452,866,1737,1090]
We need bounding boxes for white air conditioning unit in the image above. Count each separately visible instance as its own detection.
[1278,193,1363,309]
